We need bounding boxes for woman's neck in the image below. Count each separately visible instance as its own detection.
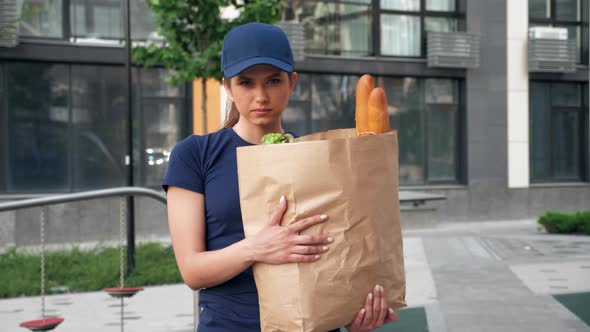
[232,120,284,145]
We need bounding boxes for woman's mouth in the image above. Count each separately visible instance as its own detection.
[253,108,272,116]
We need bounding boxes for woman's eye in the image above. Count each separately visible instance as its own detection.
[269,78,281,85]
[239,81,253,86]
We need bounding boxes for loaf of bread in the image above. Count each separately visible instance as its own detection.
[355,74,374,136]
[367,87,390,134]
[355,75,390,135]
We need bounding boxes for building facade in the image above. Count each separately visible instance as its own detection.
[0,0,588,246]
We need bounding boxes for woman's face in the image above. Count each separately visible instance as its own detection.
[224,64,297,128]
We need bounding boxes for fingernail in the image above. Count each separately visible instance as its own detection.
[327,237,334,243]
[360,308,366,314]
[374,284,381,292]
[280,196,285,205]
[368,292,373,300]
[379,285,384,293]
[320,214,328,220]
[389,308,394,314]
[314,255,320,259]
[322,246,329,251]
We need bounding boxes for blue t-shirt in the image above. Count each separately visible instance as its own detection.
[163,127,259,331]
[163,127,340,332]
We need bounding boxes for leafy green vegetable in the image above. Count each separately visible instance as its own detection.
[262,133,294,144]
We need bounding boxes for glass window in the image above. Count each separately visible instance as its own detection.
[555,0,581,21]
[137,69,185,97]
[583,27,589,64]
[6,63,70,192]
[17,0,63,38]
[132,68,189,188]
[425,79,458,182]
[426,79,458,104]
[283,74,311,136]
[530,82,551,180]
[553,110,580,179]
[140,101,185,187]
[551,83,581,106]
[381,14,421,56]
[130,0,161,41]
[424,17,459,32]
[530,0,588,64]
[310,74,357,133]
[382,77,424,184]
[283,74,461,185]
[287,1,372,56]
[381,0,420,11]
[427,104,456,181]
[70,0,124,41]
[2,64,191,193]
[426,0,455,12]
[71,66,127,190]
[529,0,552,18]
[530,82,587,182]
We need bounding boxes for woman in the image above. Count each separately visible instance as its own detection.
[164,22,398,332]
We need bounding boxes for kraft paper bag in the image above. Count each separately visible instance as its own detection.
[237,128,406,332]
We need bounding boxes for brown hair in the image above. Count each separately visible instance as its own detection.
[221,72,294,129]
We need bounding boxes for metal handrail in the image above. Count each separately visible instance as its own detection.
[0,187,166,212]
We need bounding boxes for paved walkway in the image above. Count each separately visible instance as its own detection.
[1,219,589,331]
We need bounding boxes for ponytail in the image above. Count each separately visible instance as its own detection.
[222,100,240,129]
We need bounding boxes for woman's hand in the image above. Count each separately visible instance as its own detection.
[246,196,333,264]
[346,285,398,332]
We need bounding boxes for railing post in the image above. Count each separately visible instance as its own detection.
[127,196,136,274]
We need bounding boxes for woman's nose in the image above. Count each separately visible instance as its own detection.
[255,87,269,104]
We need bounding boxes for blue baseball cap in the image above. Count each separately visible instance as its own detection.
[221,23,294,78]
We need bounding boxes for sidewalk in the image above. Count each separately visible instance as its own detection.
[1,219,589,332]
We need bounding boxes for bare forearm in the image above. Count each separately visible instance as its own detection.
[179,238,255,290]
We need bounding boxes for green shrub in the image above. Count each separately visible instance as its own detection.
[576,211,590,235]
[538,211,590,235]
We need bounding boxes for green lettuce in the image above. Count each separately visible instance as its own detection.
[261,133,295,144]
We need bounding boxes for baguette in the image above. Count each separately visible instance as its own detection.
[355,74,374,135]
[367,87,390,134]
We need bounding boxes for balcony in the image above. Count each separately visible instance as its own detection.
[528,27,576,73]
[427,32,480,69]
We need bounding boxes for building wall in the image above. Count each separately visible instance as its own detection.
[1,0,589,249]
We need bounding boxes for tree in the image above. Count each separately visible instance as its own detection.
[132,0,286,132]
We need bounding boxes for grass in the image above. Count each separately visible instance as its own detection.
[0,242,183,298]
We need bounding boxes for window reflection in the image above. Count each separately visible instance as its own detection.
[530,0,552,18]
[6,63,70,192]
[381,14,421,56]
[424,17,459,33]
[426,0,455,12]
[130,0,162,42]
[285,1,372,56]
[555,0,581,21]
[284,74,461,185]
[382,78,424,184]
[70,0,124,43]
[71,66,127,190]
[530,82,587,182]
[381,0,420,11]
[132,68,188,188]
[310,74,357,132]
[17,0,63,38]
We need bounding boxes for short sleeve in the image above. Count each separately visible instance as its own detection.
[162,136,205,194]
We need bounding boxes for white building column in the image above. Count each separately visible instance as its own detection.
[507,0,530,188]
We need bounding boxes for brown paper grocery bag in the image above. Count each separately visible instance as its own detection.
[237,128,406,332]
